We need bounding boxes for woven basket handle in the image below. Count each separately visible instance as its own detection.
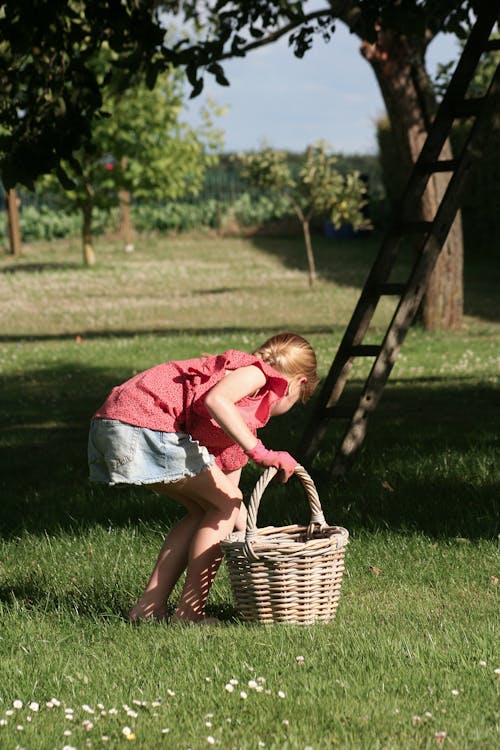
[245,465,327,545]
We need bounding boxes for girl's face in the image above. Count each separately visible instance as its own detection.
[270,375,307,416]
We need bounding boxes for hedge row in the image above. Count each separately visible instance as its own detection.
[0,193,297,244]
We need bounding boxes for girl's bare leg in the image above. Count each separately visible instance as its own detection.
[218,467,246,531]
[129,467,244,623]
[128,492,205,622]
[234,498,247,531]
[171,465,243,623]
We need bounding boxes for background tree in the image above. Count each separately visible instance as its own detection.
[240,142,369,286]
[41,67,224,265]
[0,1,486,326]
[162,0,483,330]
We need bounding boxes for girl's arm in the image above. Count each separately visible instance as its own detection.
[204,365,298,482]
[204,365,266,451]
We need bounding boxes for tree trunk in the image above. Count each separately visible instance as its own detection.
[7,189,22,256]
[302,219,317,287]
[295,205,316,286]
[119,188,135,252]
[82,191,96,266]
[359,29,463,330]
[119,157,135,252]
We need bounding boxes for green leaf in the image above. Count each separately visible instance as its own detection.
[189,77,204,98]
[207,63,230,87]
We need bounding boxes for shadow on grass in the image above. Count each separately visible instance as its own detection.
[0,362,497,541]
[0,325,338,344]
[249,232,500,324]
[0,262,82,274]
[0,579,240,623]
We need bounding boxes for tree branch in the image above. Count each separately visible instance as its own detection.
[215,2,363,62]
[217,9,330,61]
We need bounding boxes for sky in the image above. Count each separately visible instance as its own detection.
[183,21,460,155]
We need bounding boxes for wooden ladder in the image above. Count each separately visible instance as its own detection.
[299,3,500,475]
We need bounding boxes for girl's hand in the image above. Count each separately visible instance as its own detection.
[245,439,298,482]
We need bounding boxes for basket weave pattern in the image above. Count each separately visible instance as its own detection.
[221,465,348,624]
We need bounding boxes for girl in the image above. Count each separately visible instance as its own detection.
[88,332,319,625]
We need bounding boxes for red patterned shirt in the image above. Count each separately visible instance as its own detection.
[93,350,288,471]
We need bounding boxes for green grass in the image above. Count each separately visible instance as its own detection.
[0,233,498,749]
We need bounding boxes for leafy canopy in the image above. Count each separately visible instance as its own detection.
[0,0,480,188]
[40,64,224,211]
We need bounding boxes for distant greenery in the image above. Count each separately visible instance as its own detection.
[1,150,384,245]
[0,193,296,243]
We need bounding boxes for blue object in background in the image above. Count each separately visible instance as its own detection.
[323,221,356,239]
[323,221,371,239]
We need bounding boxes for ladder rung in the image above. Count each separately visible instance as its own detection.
[418,159,457,173]
[374,283,407,296]
[485,39,500,51]
[453,97,485,118]
[349,345,381,357]
[398,220,433,235]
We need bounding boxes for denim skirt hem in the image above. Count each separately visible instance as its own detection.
[88,418,215,486]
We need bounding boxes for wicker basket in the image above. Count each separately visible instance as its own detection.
[221,465,348,624]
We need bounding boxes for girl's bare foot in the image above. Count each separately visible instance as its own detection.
[128,592,168,623]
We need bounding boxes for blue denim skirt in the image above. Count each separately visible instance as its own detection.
[88,418,215,485]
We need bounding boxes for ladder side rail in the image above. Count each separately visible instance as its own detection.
[331,66,500,473]
[299,231,403,463]
[388,4,500,227]
[300,6,500,467]
[317,1,500,349]
[398,6,499,217]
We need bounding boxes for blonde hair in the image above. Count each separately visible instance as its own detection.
[253,332,319,402]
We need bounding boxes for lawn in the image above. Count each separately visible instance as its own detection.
[0,231,498,749]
